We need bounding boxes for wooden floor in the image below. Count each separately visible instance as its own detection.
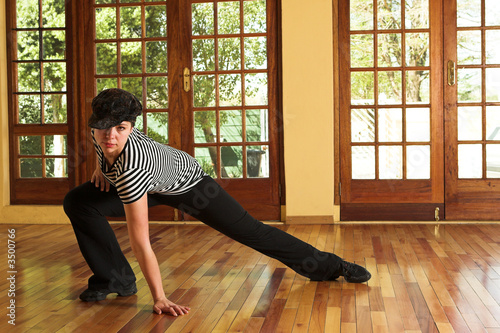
[1,223,500,332]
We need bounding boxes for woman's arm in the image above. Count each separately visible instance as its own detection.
[124,194,190,316]
[91,158,110,192]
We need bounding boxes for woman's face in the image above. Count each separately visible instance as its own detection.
[93,121,133,160]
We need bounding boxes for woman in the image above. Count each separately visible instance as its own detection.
[64,88,371,316]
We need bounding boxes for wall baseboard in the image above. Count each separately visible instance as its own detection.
[285,215,334,224]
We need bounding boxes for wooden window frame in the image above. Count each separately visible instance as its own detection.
[6,0,75,204]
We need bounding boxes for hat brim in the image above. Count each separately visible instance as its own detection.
[88,114,123,129]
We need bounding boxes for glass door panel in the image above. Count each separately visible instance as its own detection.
[445,0,500,219]
[340,0,444,220]
[188,0,280,220]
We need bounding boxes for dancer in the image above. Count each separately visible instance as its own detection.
[64,88,371,316]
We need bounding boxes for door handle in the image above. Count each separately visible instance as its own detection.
[447,60,455,86]
[183,67,191,92]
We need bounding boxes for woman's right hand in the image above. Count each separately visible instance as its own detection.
[91,167,110,192]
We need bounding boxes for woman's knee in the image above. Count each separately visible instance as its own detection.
[63,182,99,218]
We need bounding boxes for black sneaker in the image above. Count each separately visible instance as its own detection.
[79,284,138,302]
[340,260,371,283]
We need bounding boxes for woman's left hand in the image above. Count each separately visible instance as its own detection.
[153,296,190,316]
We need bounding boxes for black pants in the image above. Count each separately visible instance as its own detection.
[64,176,342,292]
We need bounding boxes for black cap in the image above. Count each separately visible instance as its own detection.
[88,88,142,129]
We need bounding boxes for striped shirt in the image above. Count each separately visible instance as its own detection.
[92,128,207,204]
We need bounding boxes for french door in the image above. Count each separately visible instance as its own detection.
[82,0,281,221]
[444,0,500,220]
[340,0,500,221]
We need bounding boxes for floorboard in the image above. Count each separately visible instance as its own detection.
[0,223,499,332]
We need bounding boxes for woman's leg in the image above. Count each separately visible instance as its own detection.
[64,182,136,297]
[151,177,348,281]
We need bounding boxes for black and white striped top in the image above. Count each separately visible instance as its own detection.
[92,128,207,204]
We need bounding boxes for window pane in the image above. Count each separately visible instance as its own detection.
[457,0,481,27]
[45,135,67,155]
[351,34,374,68]
[221,146,242,178]
[407,145,430,179]
[16,0,39,28]
[194,111,216,143]
[43,62,66,91]
[219,38,241,71]
[405,0,428,29]
[192,3,214,36]
[19,136,42,155]
[18,94,41,124]
[486,144,500,178]
[146,41,167,73]
[247,145,268,178]
[218,1,240,35]
[121,77,142,101]
[245,73,267,106]
[96,43,117,75]
[351,72,374,105]
[486,68,500,102]
[193,75,216,107]
[43,31,65,60]
[405,33,429,66]
[379,146,402,179]
[350,0,373,30]
[378,71,402,104]
[406,108,430,142]
[458,144,482,178]
[146,77,168,109]
[18,63,40,92]
[246,109,268,142]
[457,30,481,65]
[378,108,402,142]
[96,78,117,92]
[96,7,116,39]
[220,74,241,106]
[147,112,168,144]
[121,42,142,74]
[17,31,39,60]
[485,0,500,26]
[145,5,167,38]
[20,158,42,178]
[46,158,67,178]
[406,70,429,104]
[220,110,242,142]
[244,37,267,70]
[457,68,481,102]
[486,30,500,64]
[352,146,375,179]
[351,109,375,142]
[378,33,402,67]
[120,6,142,39]
[486,106,500,140]
[195,147,217,178]
[378,0,401,29]
[44,94,67,123]
[193,39,215,72]
[244,0,266,33]
[458,106,482,141]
